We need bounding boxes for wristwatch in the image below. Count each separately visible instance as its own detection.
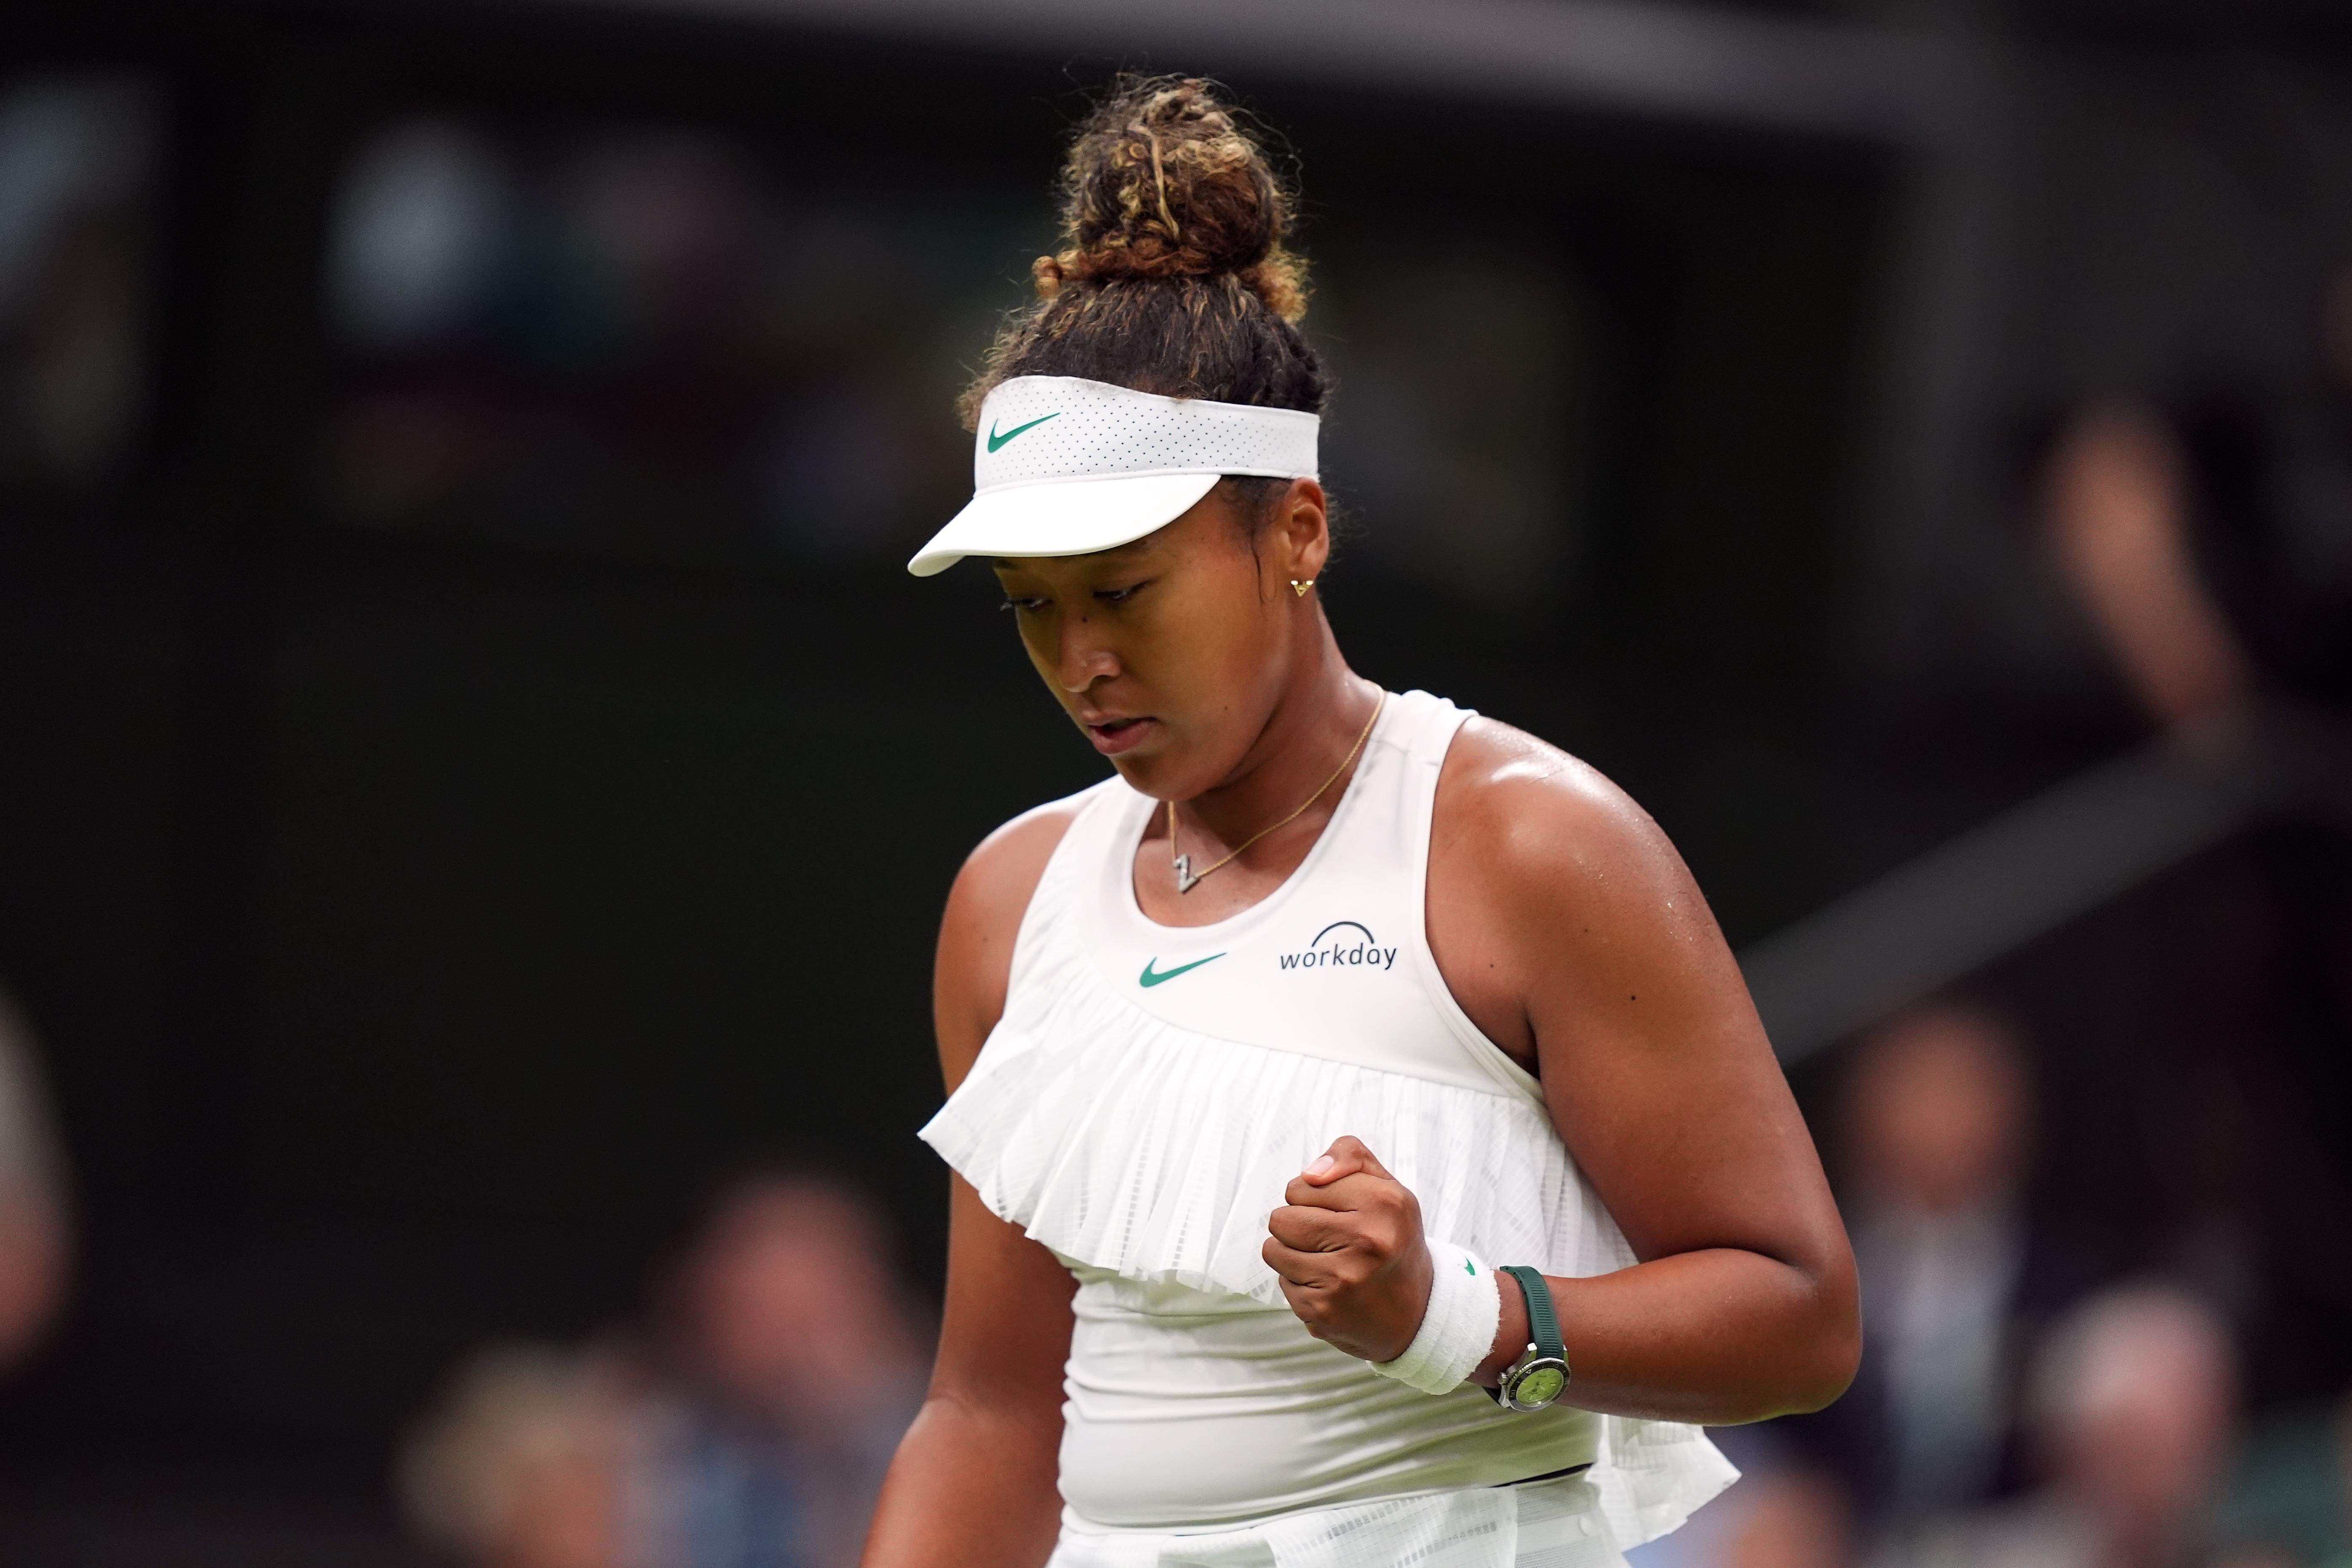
[1492,1265,1571,1412]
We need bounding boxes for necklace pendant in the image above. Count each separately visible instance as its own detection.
[1172,854,1201,894]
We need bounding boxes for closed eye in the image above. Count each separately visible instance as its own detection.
[1095,580,1152,605]
[999,596,1047,615]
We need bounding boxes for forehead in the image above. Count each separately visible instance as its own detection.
[991,538,1160,577]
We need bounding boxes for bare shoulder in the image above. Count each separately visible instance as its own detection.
[934,792,1093,1088]
[1434,716,1687,894]
[950,794,1089,933]
[1428,718,1734,1066]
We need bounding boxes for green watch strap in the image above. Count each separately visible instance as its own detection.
[1500,1265,1564,1361]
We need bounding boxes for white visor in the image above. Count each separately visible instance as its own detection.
[906,375,1318,577]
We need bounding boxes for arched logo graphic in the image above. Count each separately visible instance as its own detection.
[1278,920,1398,972]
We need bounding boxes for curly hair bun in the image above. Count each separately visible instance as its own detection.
[1034,78,1308,323]
[958,76,1327,428]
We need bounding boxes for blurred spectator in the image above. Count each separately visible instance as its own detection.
[1847,1002,2033,1519]
[1896,1285,2239,1568]
[402,1172,925,1568]
[631,1171,927,1568]
[1785,1001,2057,1529]
[1627,1430,1855,1568]
[0,986,69,1369]
[1731,1469,1859,1568]
[319,112,976,561]
[2208,1392,2352,1568]
[403,1343,632,1568]
[2041,397,2352,1407]
[0,74,157,492]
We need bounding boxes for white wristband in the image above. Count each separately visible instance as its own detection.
[1369,1239,1501,1395]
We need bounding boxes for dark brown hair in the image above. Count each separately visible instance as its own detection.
[959,78,1331,433]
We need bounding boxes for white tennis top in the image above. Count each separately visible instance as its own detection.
[920,689,1735,1567]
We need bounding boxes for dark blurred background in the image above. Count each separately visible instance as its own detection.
[0,1,2347,1564]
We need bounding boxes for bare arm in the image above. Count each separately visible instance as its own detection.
[861,805,1080,1568]
[2042,406,2252,728]
[1267,721,1858,1425]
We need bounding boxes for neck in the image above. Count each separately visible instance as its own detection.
[1179,614,1372,851]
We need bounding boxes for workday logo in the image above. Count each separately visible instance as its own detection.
[1278,921,1399,973]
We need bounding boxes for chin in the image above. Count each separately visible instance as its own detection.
[1110,739,1210,799]
[1106,751,1166,793]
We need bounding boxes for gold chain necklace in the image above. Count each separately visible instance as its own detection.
[1168,690,1385,894]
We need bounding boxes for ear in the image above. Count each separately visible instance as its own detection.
[1273,478,1330,587]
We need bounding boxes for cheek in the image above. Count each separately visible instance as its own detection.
[1157,579,1281,682]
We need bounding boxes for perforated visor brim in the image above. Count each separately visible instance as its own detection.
[906,471,1224,577]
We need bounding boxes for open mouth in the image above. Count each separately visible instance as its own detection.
[1083,715,1156,755]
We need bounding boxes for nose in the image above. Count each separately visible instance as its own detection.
[1055,613,1119,693]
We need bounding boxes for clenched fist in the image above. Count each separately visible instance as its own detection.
[1263,1136,1434,1362]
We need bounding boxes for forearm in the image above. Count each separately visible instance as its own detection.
[1472,1247,1858,1425]
[861,1389,1065,1568]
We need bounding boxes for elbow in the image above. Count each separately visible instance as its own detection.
[1685,1267,1863,1426]
[1714,1324,1858,1426]
[1719,1250,1861,1423]
[1780,1310,1862,1416]
[1775,1261,1863,1416]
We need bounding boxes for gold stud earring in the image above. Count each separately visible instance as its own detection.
[1291,579,1315,597]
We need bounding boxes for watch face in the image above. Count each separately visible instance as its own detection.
[1512,1364,1568,1409]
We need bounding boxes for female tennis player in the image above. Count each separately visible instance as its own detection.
[862,79,1858,1568]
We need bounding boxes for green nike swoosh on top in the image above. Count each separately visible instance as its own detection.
[1138,953,1225,988]
[986,412,1060,452]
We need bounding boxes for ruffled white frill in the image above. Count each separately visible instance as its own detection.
[924,931,1635,1308]
[919,833,1737,1549]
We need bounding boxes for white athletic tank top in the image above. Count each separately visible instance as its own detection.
[920,690,1735,1564]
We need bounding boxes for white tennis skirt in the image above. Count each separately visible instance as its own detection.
[1046,1472,1627,1568]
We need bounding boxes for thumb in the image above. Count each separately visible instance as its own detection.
[1300,1135,1391,1186]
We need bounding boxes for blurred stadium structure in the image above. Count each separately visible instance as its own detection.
[1745,700,2352,1061]
[0,0,2349,1562]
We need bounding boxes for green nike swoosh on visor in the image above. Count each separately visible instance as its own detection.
[985,412,1060,452]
